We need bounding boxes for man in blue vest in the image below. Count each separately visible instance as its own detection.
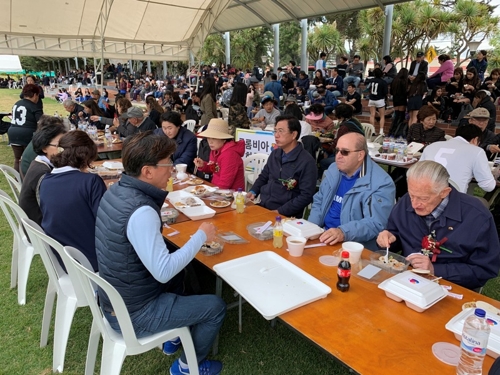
[95,131,226,375]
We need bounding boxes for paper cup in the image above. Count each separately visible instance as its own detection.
[286,236,307,257]
[342,241,364,264]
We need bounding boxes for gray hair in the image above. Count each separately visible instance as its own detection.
[354,133,368,155]
[407,161,450,192]
[62,99,75,107]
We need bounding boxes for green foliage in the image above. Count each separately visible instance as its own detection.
[279,23,302,67]
[307,23,345,62]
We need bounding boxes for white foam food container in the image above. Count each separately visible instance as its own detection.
[445,308,500,358]
[282,219,324,240]
[182,205,216,221]
[378,271,447,312]
[213,251,331,320]
[102,161,124,170]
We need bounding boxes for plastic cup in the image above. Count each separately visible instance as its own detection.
[342,241,364,264]
[286,236,307,257]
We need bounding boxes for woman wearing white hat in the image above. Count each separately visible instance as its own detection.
[194,119,245,190]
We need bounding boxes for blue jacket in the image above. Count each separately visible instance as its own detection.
[386,188,500,290]
[467,58,488,81]
[323,90,338,107]
[154,126,197,172]
[264,81,283,100]
[250,144,317,218]
[296,77,310,91]
[309,157,395,250]
[327,75,344,93]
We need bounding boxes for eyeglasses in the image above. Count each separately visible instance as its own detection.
[274,129,290,135]
[335,148,363,156]
[156,163,174,168]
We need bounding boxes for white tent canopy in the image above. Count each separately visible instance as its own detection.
[0,55,23,72]
[0,0,404,61]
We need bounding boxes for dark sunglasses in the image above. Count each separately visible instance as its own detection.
[335,148,363,156]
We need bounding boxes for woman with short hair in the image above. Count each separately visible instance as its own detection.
[19,118,67,224]
[39,131,107,271]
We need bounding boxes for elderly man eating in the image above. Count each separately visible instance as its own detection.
[116,106,157,138]
[377,160,500,290]
[62,99,84,126]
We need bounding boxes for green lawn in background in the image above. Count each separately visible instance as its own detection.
[0,90,499,374]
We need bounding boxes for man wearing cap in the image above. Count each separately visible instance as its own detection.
[247,114,317,218]
[252,95,281,128]
[281,74,295,95]
[62,99,85,126]
[377,160,500,290]
[464,108,497,152]
[420,124,495,193]
[264,74,283,101]
[117,107,157,138]
[409,52,429,81]
[309,132,395,250]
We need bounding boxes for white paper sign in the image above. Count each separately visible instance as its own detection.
[235,128,277,157]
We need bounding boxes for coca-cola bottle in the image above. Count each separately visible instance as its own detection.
[337,251,351,292]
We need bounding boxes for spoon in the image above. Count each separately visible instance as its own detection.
[384,246,389,264]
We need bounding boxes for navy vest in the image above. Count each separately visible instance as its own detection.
[95,173,168,314]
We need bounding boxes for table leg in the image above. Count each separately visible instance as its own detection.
[212,276,223,356]
[239,295,242,333]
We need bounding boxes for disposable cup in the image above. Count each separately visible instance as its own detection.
[342,241,364,264]
[286,236,307,257]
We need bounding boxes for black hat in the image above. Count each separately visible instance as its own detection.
[416,52,424,57]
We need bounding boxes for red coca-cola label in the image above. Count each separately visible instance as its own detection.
[338,269,351,278]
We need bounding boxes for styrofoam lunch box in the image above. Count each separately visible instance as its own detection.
[182,206,216,220]
[446,308,500,358]
[378,271,447,312]
[282,219,324,240]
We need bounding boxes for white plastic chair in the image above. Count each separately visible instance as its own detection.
[182,120,196,132]
[360,123,375,142]
[0,164,22,203]
[243,153,269,191]
[21,218,91,373]
[63,246,200,375]
[219,108,229,121]
[0,189,37,305]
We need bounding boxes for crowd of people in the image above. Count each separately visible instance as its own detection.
[4,51,500,375]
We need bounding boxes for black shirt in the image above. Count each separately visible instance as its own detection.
[346,92,362,113]
[7,98,43,146]
[368,78,388,101]
[336,64,348,78]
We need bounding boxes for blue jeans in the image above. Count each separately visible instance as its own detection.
[343,76,361,91]
[104,292,226,364]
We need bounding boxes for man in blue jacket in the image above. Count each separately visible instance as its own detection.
[377,160,500,290]
[309,132,395,250]
[247,115,317,218]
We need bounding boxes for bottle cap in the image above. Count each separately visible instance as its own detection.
[341,251,349,259]
[237,188,242,192]
[475,308,486,318]
[276,216,281,222]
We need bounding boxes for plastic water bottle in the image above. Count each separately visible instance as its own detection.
[235,188,245,213]
[456,308,491,375]
[105,128,113,148]
[389,137,396,154]
[272,216,283,248]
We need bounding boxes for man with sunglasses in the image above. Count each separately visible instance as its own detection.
[309,132,395,250]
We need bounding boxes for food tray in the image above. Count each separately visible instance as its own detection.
[213,251,331,320]
[371,155,417,166]
[282,219,324,240]
[102,161,123,170]
[378,271,447,312]
[445,308,500,358]
[369,250,410,274]
[183,184,217,197]
[160,208,179,224]
[200,238,224,256]
[182,205,216,221]
[247,222,274,241]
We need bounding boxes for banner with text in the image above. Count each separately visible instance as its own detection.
[235,129,277,157]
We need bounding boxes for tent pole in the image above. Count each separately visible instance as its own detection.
[273,24,280,74]
[381,5,394,59]
[300,19,308,72]
[224,32,230,66]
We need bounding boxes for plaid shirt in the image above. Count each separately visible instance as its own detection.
[407,123,446,145]
[424,196,449,229]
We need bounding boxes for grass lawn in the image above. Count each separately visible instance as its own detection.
[0,90,499,374]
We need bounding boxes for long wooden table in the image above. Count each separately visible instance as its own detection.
[165,205,497,375]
